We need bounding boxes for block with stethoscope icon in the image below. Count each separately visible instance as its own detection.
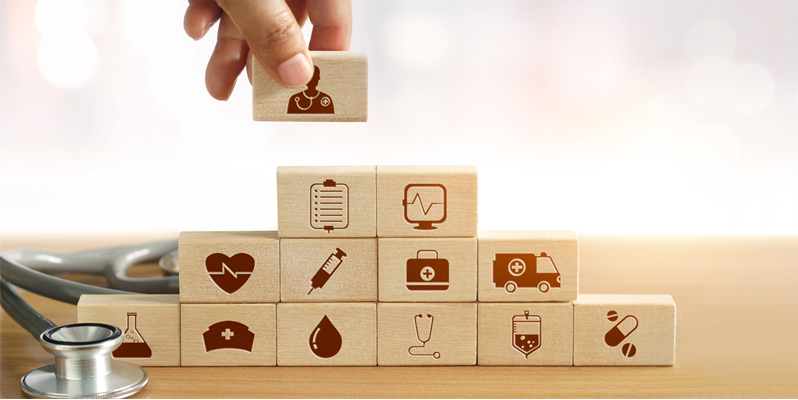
[377,303,476,366]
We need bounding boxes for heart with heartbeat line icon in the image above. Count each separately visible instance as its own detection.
[205,253,255,294]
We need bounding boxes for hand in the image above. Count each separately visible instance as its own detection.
[184,0,352,101]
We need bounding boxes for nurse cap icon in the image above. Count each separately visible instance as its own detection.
[203,321,255,352]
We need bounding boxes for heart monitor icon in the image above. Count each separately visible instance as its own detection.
[205,253,255,294]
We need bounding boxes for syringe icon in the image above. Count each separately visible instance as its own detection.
[308,248,347,295]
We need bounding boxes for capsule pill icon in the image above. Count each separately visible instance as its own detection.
[604,315,638,347]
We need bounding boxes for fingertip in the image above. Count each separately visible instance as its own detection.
[276,52,313,88]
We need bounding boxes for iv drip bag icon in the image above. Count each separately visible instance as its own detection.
[113,312,152,358]
[512,311,540,359]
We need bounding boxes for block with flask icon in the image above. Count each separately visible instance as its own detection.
[378,238,477,302]
[178,231,280,304]
[477,302,573,365]
[477,230,579,302]
[280,238,377,302]
[573,294,676,366]
[77,294,180,366]
[276,303,376,366]
[277,166,377,238]
[180,303,276,366]
[376,165,478,238]
[377,303,477,366]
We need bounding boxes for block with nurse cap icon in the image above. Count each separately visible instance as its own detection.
[180,303,276,366]
[573,294,676,366]
[253,51,367,122]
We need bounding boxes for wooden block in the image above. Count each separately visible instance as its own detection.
[180,303,276,366]
[477,230,578,302]
[378,238,476,302]
[377,303,476,366]
[276,303,376,366]
[573,294,676,366]
[477,302,573,365]
[178,231,279,303]
[253,51,367,122]
[277,166,376,238]
[376,166,478,238]
[77,294,180,367]
[280,238,377,302]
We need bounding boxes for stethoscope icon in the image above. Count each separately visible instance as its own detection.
[408,314,441,359]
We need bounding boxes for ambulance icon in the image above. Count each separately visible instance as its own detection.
[492,252,561,294]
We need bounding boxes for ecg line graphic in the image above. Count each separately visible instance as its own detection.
[208,262,253,279]
[405,192,443,215]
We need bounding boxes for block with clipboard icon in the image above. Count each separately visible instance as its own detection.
[406,250,449,291]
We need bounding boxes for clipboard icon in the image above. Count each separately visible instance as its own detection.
[310,179,349,232]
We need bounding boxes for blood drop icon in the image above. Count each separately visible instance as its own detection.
[309,315,342,358]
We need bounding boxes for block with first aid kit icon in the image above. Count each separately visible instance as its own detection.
[573,294,676,366]
[180,303,276,366]
[178,231,280,304]
[378,238,477,302]
[477,230,579,302]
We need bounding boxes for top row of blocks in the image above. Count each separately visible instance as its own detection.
[278,166,478,238]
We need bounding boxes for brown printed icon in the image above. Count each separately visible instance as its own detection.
[310,179,349,232]
[408,314,440,359]
[402,184,447,230]
[512,311,541,359]
[113,312,152,359]
[605,311,638,358]
[205,253,255,295]
[309,315,342,358]
[492,252,562,294]
[203,321,255,352]
[308,248,347,295]
[406,250,449,291]
[287,66,334,114]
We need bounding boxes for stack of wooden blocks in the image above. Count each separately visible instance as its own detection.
[78,165,675,367]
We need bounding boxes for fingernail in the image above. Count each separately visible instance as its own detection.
[277,53,313,87]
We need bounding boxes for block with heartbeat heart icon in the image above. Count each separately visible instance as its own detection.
[179,231,279,303]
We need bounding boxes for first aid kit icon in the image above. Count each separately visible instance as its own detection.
[406,250,449,291]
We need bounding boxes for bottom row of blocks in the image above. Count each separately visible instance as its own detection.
[77,295,675,366]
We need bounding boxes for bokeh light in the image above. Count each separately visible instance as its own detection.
[684,18,736,59]
[724,63,776,116]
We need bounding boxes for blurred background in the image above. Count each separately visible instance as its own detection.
[1,0,797,238]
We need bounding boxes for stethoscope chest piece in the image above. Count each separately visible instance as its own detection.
[21,323,148,399]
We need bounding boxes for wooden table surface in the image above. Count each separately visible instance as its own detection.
[2,234,797,398]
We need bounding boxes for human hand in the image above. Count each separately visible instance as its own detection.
[184,0,352,101]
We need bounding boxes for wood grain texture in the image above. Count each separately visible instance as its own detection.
[253,51,367,122]
[478,230,578,302]
[180,303,276,366]
[178,231,279,303]
[376,165,478,238]
[377,303,477,366]
[573,294,675,366]
[276,303,376,366]
[77,294,180,367]
[280,238,377,302]
[478,302,573,366]
[378,238,476,302]
[277,166,376,238]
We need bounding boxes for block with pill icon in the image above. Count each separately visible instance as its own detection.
[376,165,478,238]
[377,303,477,366]
[280,238,377,302]
[477,302,574,365]
[276,303,376,366]
[277,166,376,238]
[573,294,676,366]
[253,51,368,122]
[378,238,477,302]
[78,294,180,367]
[178,231,280,304]
[477,230,579,302]
[180,303,276,366]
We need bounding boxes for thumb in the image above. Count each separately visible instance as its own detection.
[216,0,313,88]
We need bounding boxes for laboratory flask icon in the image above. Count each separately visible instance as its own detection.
[511,311,541,359]
[309,315,342,358]
[408,314,440,359]
[308,248,347,295]
[604,311,638,358]
[402,184,447,230]
[287,66,335,114]
[310,179,349,232]
[112,312,152,358]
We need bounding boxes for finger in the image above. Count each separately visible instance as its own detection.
[205,11,249,100]
[307,0,351,50]
[216,0,312,88]
[286,0,309,28]
[184,0,222,40]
